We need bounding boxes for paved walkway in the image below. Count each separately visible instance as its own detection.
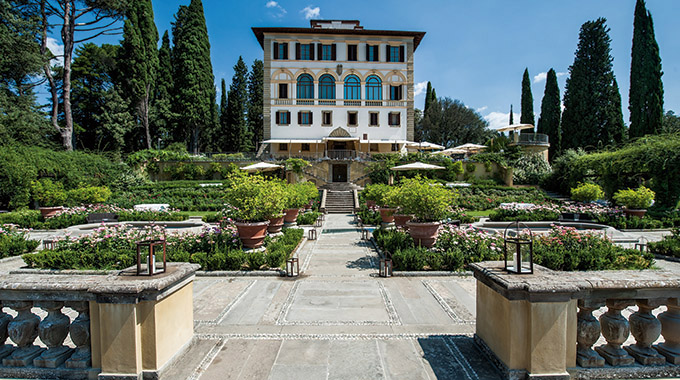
[166,214,501,380]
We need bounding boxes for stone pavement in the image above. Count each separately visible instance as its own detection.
[165,214,503,380]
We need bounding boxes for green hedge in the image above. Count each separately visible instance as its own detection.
[0,225,39,259]
[107,181,227,211]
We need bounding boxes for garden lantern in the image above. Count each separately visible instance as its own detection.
[286,257,299,277]
[503,221,533,274]
[379,257,392,277]
[136,239,167,276]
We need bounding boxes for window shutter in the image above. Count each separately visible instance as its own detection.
[374,46,379,61]
[310,112,313,124]
[331,44,336,60]
[297,111,301,124]
[386,45,390,62]
[397,113,401,125]
[399,46,405,62]
[275,111,280,124]
[309,43,315,60]
[365,44,370,61]
[398,85,403,100]
[317,44,323,60]
[296,43,301,60]
[283,43,288,59]
[286,111,291,123]
[273,42,279,60]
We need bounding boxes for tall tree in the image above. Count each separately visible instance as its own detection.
[120,0,158,149]
[247,59,263,151]
[225,56,250,152]
[424,81,433,114]
[420,97,493,148]
[520,68,534,132]
[211,78,228,151]
[537,69,561,159]
[629,0,664,138]
[509,104,514,125]
[39,0,127,151]
[661,110,680,134]
[171,0,216,153]
[150,30,175,148]
[561,18,625,151]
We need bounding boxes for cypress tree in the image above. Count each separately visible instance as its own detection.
[509,105,514,125]
[629,0,664,138]
[151,30,175,147]
[171,0,217,153]
[537,69,561,159]
[247,59,264,151]
[562,18,625,151]
[520,68,534,132]
[225,56,250,152]
[424,81,433,113]
[120,0,158,149]
[209,78,228,151]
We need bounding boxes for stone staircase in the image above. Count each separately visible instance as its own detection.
[324,190,355,214]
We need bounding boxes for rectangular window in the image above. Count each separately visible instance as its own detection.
[322,111,332,126]
[279,143,288,151]
[389,112,401,126]
[347,44,357,61]
[276,110,290,125]
[366,44,379,62]
[317,44,336,61]
[391,143,399,152]
[347,111,358,127]
[298,111,312,126]
[273,42,288,60]
[369,112,379,127]
[301,143,310,152]
[279,83,288,99]
[298,43,312,60]
[389,85,402,100]
[370,143,379,152]
[389,46,400,62]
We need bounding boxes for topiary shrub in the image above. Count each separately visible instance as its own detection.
[613,186,655,209]
[570,183,605,202]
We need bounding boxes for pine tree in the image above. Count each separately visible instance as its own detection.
[537,69,561,159]
[211,78,228,151]
[247,59,264,151]
[225,56,250,152]
[520,68,535,132]
[424,81,433,113]
[509,105,514,125]
[120,0,158,149]
[151,30,175,148]
[629,0,664,138]
[562,18,625,151]
[171,0,217,153]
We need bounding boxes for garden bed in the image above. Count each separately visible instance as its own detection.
[0,224,39,259]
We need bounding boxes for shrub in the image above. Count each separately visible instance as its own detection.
[0,225,39,258]
[373,228,414,255]
[648,229,680,258]
[297,211,321,225]
[391,247,427,271]
[225,175,284,222]
[435,225,504,264]
[613,186,655,209]
[387,177,455,222]
[362,183,392,206]
[31,179,67,207]
[570,183,604,202]
[357,205,381,225]
[488,203,561,222]
[67,186,112,205]
[285,158,310,174]
[511,153,551,185]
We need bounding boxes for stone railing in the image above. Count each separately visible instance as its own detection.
[469,261,680,380]
[0,263,199,380]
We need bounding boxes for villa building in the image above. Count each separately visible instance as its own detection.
[252,20,425,183]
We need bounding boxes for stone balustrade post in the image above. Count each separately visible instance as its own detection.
[626,299,666,365]
[34,301,73,368]
[2,301,44,367]
[0,302,13,360]
[64,301,91,369]
[655,298,680,364]
[576,299,605,367]
[596,299,636,366]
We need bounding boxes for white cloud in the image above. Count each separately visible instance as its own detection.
[484,111,521,130]
[533,71,567,84]
[266,1,287,17]
[46,37,64,67]
[301,5,321,20]
[476,106,488,113]
[414,81,427,97]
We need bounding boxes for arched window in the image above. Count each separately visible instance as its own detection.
[319,74,335,99]
[297,74,314,99]
[366,75,382,100]
[344,75,360,99]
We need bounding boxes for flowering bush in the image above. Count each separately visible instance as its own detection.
[613,186,655,210]
[446,206,476,224]
[0,224,39,258]
[489,203,562,221]
[435,225,504,264]
[648,229,680,258]
[570,183,604,202]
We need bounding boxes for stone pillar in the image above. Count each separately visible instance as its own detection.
[0,301,14,360]
[3,301,44,367]
[596,299,635,366]
[576,299,605,367]
[34,301,73,368]
[65,301,92,369]
[655,298,680,364]
[626,299,665,365]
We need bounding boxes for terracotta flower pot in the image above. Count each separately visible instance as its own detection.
[284,208,300,224]
[406,221,442,248]
[624,209,647,218]
[304,200,313,210]
[234,221,270,249]
[379,208,396,223]
[366,200,377,208]
[267,215,285,234]
[39,206,63,219]
[394,214,414,229]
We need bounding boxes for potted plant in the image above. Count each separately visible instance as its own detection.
[362,183,390,209]
[392,177,456,247]
[383,186,411,227]
[31,179,67,218]
[613,185,655,218]
[296,181,319,210]
[266,181,287,234]
[224,176,278,248]
[283,182,312,225]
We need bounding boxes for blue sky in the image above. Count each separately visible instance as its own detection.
[53,0,679,130]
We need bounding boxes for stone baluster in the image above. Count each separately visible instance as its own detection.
[65,301,92,368]
[595,299,635,366]
[2,301,44,367]
[577,299,605,367]
[625,299,666,365]
[0,302,14,360]
[655,298,680,364]
[34,301,74,368]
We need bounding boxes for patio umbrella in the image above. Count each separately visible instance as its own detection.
[390,162,445,171]
[241,162,282,173]
[406,141,445,151]
[452,143,487,153]
[432,148,467,156]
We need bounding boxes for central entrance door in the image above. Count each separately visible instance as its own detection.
[332,164,348,182]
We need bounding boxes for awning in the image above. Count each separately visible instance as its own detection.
[496,124,535,133]
[406,141,445,150]
[241,162,282,172]
[391,162,445,171]
[359,140,410,144]
[262,139,323,144]
[323,137,360,141]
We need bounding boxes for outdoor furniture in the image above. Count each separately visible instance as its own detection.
[86,212,118,224]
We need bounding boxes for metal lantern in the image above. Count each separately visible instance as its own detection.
[136,239,167,276]
[286,257,299,277]
[379,258,392,277]
[503,221,533,274]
